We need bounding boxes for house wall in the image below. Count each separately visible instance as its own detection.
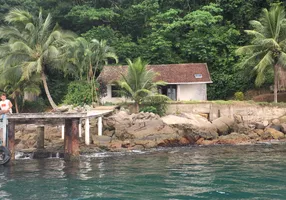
[101,83,208,103]
[100,85,127,104]
[177,84,207,101]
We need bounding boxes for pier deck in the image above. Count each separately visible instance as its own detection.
[4,108,116,160]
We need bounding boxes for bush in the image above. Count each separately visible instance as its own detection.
[63,81,93,106]
[234,91,244,101]
[140,106,158,114]
[142,95,170,116]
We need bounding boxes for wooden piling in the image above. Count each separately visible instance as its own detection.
[85,118,90,145]
[64,118,80,160]
[37,126,45,149]
[8,120,15,160]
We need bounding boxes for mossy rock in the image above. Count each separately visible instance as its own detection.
[279,115,286,123]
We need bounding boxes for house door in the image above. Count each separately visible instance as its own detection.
[159,85,177,100]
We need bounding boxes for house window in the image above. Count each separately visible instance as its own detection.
[111,85,121,97]
[158,85,177,100]
[194,74,202,78]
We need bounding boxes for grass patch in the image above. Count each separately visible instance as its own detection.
[111,99,286,108]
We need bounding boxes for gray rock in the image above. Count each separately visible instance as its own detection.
[212,116,234,136]
[219,132,249,140]
[255,122,265,130]
[280,123,286,134]
[270,124,281,131]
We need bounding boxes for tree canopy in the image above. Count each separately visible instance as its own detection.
[236,4,286,103]
[0,0,284,109]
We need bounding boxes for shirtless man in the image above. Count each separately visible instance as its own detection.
[0,93,12,114]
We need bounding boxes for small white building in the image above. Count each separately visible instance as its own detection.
[97,63,212,104]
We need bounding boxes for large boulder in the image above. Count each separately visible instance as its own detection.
[161,114,218,140]
[216,132,250,144]
[105,113,219,149]
[111,112,163,139]
[212,116,235,135]
[104,111,132,128]
[264,128,285,139]
[115,118,179,147]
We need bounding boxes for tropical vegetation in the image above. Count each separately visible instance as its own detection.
[236,4,286,103]
[0,9,74,110]
[0,0,284,112]
[116,57,168,113]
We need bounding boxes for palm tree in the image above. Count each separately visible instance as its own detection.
[64,37,118,102]
[0,65,41,113]
[117,57,167,113]
[0,9,75,109]
[236,4,286,103]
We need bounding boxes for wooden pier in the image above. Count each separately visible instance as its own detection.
[3,109,114,160]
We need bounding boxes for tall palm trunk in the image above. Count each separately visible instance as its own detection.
[134,102,140,113]
[14,98,19,113]
[41,72,58,109]
[274,64,279,103]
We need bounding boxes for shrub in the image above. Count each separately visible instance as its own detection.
[63,81,93,106]
[140,106,158,114]
[142,95,170,116]
[234,91,244,101]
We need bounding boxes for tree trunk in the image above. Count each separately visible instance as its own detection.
[14,98,19,113]
[274,64,279,103]
[41,72,58,109]
[134,102,140,113]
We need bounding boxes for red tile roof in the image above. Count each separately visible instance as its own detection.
[97,63,212,84]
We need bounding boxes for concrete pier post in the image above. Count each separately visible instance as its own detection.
[79,120,82,138]
[85,118,90,145]
[64,118,80,160]
[98,116,102,136]
[7,120,15,160]
[37,126,45,149]
[61,125,64,139]
[2,115,7,147]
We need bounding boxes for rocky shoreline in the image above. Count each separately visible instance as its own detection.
[13,110,286,158]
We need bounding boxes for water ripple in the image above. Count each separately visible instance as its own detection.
[0,144,286,199]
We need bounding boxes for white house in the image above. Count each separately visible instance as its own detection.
[97,63,212,104]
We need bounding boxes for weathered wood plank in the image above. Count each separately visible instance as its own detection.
[6,110,113,120]
[7,112,87,119]
[8,119,65,125]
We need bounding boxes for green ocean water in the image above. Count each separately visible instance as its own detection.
[0,143,286,200]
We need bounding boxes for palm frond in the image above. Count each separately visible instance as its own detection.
[254,52,274,86]
[244,30,265,39]
[21,61,37,80]
[10,41,33,53]
[236,45,261,55]
[278,52,286,68]
[5,8,33,25]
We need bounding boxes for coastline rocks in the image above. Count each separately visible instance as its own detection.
[14,125,63,151]
[102,112,220,149]
[161,114,218,139]
[12,111,286,154]
[212,116,234,135]
[264,128,285,139]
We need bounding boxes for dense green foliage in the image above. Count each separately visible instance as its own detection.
[140,106,158,114]
[234,92,244,101]
[142,95,170,116]
[63,81,93,106]
[0,0,284,109]
[236,4,286,103]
